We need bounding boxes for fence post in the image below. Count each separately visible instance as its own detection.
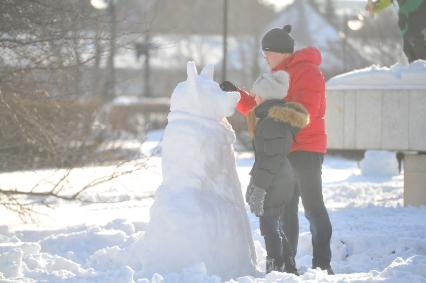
[404,153,426,207]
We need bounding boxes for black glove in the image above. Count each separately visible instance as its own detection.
[248,186,266,217]
[220,81,238,92]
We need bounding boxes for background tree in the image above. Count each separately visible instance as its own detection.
[0,0,149,219]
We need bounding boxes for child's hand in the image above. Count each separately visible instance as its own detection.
[248,187,266,216]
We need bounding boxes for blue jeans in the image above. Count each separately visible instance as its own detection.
[284,151,332,269]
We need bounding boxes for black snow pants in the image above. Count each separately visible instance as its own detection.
[282,151,332,270]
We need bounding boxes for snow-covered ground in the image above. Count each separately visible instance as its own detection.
[1,132,425,283]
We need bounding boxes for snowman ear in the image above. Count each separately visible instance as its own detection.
[200,64,214,80]
[187,61,198,82]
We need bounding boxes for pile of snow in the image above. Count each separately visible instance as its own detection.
[137,62,256,279]
[360,151,400,177]
[1,142,426,282]
[327,60,426,90]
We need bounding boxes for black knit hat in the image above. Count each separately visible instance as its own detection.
[261,24,294,54]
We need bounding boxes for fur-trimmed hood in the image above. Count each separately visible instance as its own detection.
[254,99,309,129]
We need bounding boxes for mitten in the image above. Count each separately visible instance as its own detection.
[248,186,266,216]
[220,81,238,92]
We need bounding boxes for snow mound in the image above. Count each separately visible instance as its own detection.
[137,62,256,279]
[327,60,426,90]
[380,256,426,281]
[2,154,426,282]
[360,151,399,177]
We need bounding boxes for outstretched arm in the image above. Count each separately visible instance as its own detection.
[220,80,256,116]
[236,87,257,116]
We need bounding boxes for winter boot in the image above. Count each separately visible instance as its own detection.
[266,257,284,273]
[312,265,334,275]
[266,257,275,274]
[326,266,335,275]
[284,256,299,275]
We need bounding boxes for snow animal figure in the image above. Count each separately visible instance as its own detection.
[139,62,256,279]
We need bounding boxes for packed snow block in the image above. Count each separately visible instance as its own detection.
[326,89,426,151]
[138,62,256,280]
[404,154,426,207]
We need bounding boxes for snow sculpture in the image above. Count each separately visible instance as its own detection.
[139,62,256,279]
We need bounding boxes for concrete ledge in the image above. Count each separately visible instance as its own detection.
[404,153,426,207]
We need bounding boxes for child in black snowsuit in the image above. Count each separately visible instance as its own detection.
[245,70,309,274]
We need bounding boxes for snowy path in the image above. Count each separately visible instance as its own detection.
[1,152,426,282]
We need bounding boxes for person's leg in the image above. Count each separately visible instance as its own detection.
[281,181,299,258]
[279,216,298,274]
[408,30,426,61]
[259,215,284,272]
[289,152,332,270]
[403,35,417,63]
[396,151,404,174]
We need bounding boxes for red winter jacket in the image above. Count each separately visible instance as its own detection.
[236,87,256,116]
[236,47,327,153]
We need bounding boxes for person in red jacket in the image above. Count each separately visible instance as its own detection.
[223,24,333,275]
